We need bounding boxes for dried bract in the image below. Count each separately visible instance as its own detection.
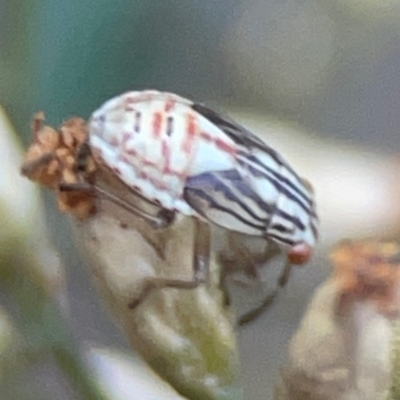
[276,238,400,400]
[21,114,96,219]
[331,239,400,317]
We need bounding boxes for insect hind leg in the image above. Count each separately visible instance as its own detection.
[237,261,292,326]
[128,219,210,310]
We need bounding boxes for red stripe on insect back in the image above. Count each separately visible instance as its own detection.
[139,171,169,191]
[122,132,131,144]
[125,148,137,156]
[110,136,119,146]
[161,151,188,179]
[111,147,187,194]
[112,166,122,176]
[120,132,134,156]
[152,112,163,138]
[141,158,158,169]
[199,132,236,155]
[182,112,198,154]
[162,140,172,173]
[165,98,176,113]
[115,135,181,176]
[125,93,153,104]
[215,138,236,154]
[200,131,212,141]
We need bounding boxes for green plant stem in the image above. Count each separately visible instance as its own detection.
[0,240,108,400]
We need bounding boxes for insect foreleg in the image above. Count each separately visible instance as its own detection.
[128,219,210,310]
[58,182,174,229]
[58,181,94,192]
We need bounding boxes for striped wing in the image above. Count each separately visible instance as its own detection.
[184,169,272,236]
[187,103,318,247]
[192,103,287,162]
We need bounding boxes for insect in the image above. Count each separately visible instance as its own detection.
[88,90,318,308]
[21,90,318,313]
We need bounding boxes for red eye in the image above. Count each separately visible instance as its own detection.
[288,243,313,265]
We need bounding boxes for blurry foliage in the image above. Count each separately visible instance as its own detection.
[1,0,239,141]
[3,0,400,152]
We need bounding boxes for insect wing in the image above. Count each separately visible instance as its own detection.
[192,103,318,248]
[184,169,271,236]
[192,103,270,151]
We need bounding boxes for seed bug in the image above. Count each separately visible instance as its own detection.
[21,90,318,318]
[88,90,318,310]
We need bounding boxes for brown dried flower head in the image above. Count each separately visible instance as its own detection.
[330,239,400,316]
[21,113,97,219]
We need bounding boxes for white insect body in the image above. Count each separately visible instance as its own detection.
[89,90,318,263]
[90,91,235,216]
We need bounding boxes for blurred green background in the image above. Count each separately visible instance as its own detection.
[5,0,400,152]
[2,1,400,399]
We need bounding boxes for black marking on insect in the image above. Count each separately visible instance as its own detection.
[166,116,174,137]
[76,140,92,174]
[134,111,142,133]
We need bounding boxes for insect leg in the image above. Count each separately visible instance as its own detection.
[237,260,292,326]
[58,182,174,229]
[58,181,94,192]
[128,219,210,310]
[218,254,260,307]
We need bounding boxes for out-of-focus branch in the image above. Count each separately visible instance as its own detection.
[0,106,108,400]
[275,239,400,400]
[86,345,188,400]
[77,210,241,400]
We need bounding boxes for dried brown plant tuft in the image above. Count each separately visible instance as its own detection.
[21,113,97,219]
[331,239,400,317]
